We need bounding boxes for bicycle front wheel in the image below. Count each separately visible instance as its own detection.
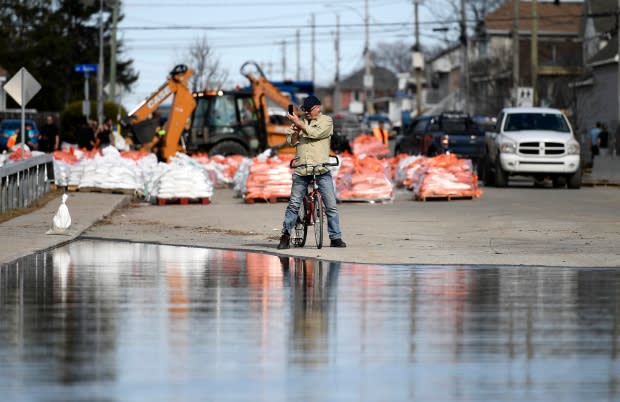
[313,194,324,249]
[291,197,308,247]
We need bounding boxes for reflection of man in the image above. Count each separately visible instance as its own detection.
[373,120,389,145]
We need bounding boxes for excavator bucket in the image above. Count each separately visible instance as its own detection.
[128,118,158,144]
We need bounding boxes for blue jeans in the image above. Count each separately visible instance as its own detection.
[282,172,342,240]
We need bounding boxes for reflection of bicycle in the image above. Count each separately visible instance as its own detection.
[289,156,339,249]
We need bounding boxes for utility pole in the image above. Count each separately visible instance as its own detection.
[97,0,104,125]
[281,40,286,80]
[531,0,538,106]
[296,29,300,81]
[414,0,422,116]
[109,0,119,103]
[616,0,620,155]
[363,0,373,114]
[311,13,316,82]
[460,0,469,113]
[512,0,520,105]
[334,14,341,112]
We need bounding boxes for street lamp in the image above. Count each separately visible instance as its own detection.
[326,2,373,114]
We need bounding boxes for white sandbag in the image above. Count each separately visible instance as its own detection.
[46,193,72,235]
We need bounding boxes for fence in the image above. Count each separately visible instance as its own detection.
[0,154,55,214]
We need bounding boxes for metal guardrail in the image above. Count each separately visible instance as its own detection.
[0,154,55,214]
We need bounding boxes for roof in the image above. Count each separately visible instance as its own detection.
[588,35,618,66]
[585,0,617,35]
[339,66,398,91]
[485,1,583,35]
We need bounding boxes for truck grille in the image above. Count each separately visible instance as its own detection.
[519,141,565,155]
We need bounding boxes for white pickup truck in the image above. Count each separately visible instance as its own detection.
[483,107,582,188]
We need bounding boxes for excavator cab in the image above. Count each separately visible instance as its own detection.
[185,90,267,156]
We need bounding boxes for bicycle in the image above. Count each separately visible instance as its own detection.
[289,155,340,249]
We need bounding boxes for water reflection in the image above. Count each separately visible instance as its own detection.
[0,240,618,402]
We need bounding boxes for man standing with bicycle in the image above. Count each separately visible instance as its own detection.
[277,95,347,250]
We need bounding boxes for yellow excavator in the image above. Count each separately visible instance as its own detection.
[122,62,304,160]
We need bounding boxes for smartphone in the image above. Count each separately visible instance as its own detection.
[288,104,294,114]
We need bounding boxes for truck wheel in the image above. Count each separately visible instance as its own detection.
[567,170,582,189]
[209,141,248,157]
[481,155,495,186]
[552,176,567,188]
[494,158,508,187]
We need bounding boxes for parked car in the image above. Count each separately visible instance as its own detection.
[0,119,40,150]
[394,111,486,164]
[483,107,581,188]
[330,111,363,153]
[331,111,364,141]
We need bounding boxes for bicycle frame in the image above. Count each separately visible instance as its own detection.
[289,155,339,249]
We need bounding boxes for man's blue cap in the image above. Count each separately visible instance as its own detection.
[301,95,321,111]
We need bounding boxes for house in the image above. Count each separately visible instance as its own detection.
[335,66,398,114]
[573,0,618,155]
[468,0,583,116]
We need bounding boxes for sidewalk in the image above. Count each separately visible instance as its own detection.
[584,155,620,185]
[0,192,130,265]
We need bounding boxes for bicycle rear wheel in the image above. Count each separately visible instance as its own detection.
[291,197,308,247]
[313,194,324,249]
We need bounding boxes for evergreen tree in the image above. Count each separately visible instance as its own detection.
[0,0,137,111]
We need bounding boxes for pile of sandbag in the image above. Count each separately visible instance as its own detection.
[351,135,390,158]
[335,155,393,201]
[148,153,214,200]
[410,154,481,200]
[243,154,294,202]
[192,154,246,187]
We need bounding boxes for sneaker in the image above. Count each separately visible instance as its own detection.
[277,233,290,249]
[330,238,347,248]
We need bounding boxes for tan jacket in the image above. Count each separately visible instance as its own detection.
[286,113,333,176]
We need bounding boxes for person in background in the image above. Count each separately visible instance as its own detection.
[277,95,346,250]
[373,120,389,145]
[597,124,609,157]
[25,123,39,150]
[77,117,95,150]
[590,121,602,167]
[39,115,60,152]
[95,118,113,150]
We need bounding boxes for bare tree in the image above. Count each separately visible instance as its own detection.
[424,0,505,41]
[372,41,413,73]
[186,35,229,92]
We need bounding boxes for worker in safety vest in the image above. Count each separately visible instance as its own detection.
[372,120,389,145]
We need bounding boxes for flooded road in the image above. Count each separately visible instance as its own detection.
[1,240,619,401]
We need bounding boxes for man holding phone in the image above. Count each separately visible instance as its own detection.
[277,95,346,249]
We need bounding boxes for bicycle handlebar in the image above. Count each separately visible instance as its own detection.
[289,155,340,170]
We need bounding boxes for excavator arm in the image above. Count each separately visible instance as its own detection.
[122,64,196,160]
[240,61,296,153]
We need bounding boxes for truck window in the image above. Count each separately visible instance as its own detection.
[210,96,237,127]
[237,97,257,124]
[413,119,428,134]
[504,113,570,133]
[191,97,210,138]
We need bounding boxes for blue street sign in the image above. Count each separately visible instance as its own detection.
[74,64,98,73]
